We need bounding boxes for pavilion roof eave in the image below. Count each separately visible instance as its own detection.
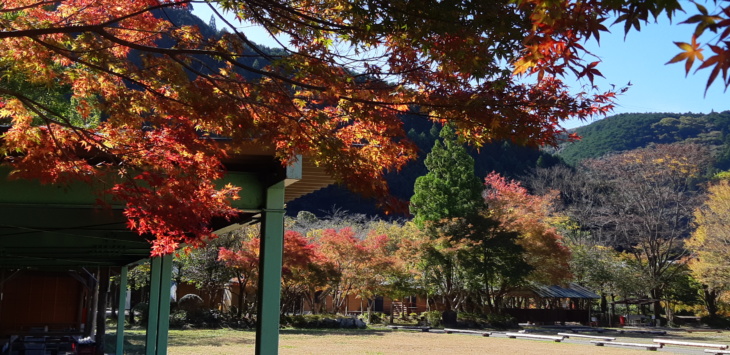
[508,282,601,299]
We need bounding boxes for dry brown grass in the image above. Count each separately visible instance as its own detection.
[276,330,651,355]
[112,328,684,354]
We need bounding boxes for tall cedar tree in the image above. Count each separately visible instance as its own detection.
[3,1,729,254]
[410,125,484,228]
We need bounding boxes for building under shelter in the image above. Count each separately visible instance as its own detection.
[503,283,601,325]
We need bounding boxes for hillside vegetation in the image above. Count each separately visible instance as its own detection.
[558,111,730,167]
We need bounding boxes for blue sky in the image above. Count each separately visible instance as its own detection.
[570,14,729,129]
[192,5,728,130]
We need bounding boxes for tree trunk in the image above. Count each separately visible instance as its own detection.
[610,294,616,327]
[651,288,662,325]
[237,276,246,318]
[664,298,674,325]
[367,299,373,323]
[704,288,719,319]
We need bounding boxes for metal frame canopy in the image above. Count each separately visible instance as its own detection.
[0,126,334,354]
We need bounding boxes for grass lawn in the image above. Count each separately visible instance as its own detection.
[106,327,730,354]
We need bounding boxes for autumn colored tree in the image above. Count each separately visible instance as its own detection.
[216,227,261,318]
[315,227,379,314]
[687,178,730,319]
[175,234,237,309]
[2,0,631,254]
[217,228,334,315]
[483,172,571,285]
[277,230,325,315]
[364,220,425,304]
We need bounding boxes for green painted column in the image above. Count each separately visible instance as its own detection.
[255,181,286,355]
[116,266,128,355]
[145,257,162,355]
[156,254,173,354]
[145,254,173,355]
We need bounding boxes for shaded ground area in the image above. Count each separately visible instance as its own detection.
[107,327,730,354]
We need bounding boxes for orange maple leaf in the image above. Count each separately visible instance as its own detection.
[667,36,705,75]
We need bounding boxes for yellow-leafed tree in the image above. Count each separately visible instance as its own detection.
[687,179,730,318]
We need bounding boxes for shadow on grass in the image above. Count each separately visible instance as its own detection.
[280,328,393,337]
[105,329,257,354]
[103,333,146,355]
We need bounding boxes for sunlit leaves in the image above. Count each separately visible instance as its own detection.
[687,179,730,296]
[667,37,704,76]
[671,1,730,92]
[0,0,660,254]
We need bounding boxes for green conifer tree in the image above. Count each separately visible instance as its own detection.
[410,125,484,228]
[208,14,217,33]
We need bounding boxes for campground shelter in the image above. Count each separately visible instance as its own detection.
[0,125,334,354]
[504,283,600,325]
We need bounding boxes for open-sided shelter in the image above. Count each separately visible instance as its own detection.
[504,283,600,325]
[0,124,334,354]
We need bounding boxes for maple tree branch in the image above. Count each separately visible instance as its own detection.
[1,23,327,92]
[94,28,329,92]
[96,1,194,28]
[0,1,56,13]
[245,0,357,32]
[29,38,194,110]
[205,2,279,62]
[2,89,103,170]
[0,87,89,136]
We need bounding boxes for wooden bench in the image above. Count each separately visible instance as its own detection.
[557,333,615,341]
[705,349,730,355]
[505,332,564,342]
[591,341,658,351]
[653,339,727,349]
[444,328,492,337]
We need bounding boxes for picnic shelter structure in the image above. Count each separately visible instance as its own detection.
[503,283,601,325]
[0,126,334,354]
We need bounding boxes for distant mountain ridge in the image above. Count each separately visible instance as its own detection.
[557,111,730,168]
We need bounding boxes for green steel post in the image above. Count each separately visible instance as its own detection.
[155,254,173,354]
[255,181,285,355]
[145,257,162,355]
[116,266,128,354]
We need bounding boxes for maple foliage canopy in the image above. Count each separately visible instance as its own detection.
[0,0,713,254]
[484,172,571,285]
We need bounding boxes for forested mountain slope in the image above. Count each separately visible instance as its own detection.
[558,111,730,167]
[287,117,562,218]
